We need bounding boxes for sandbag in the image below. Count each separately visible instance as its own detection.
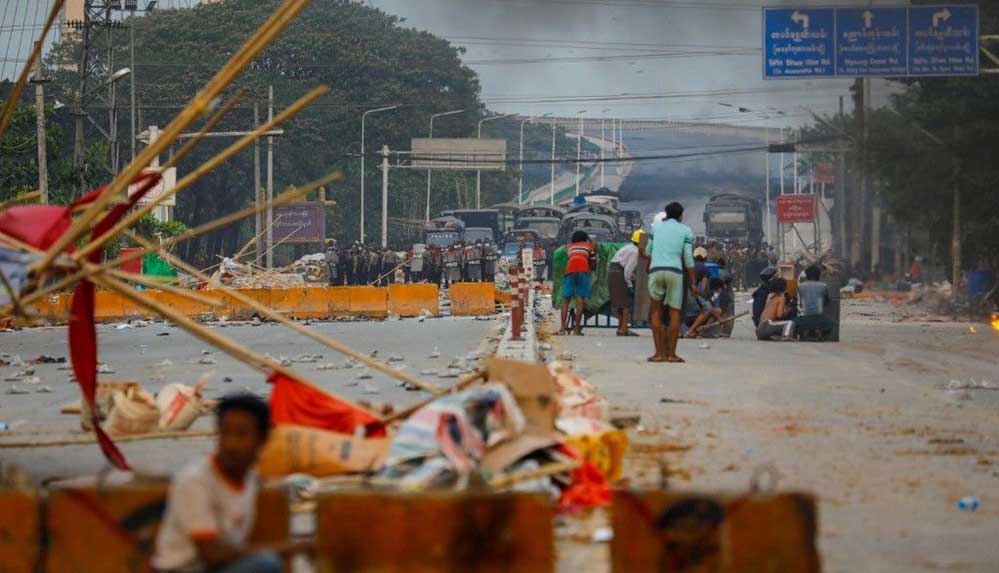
[104,386,159,436]
[258,424,390,478]
[156,380,206,432]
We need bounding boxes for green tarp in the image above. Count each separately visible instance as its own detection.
[552,242,627,316]
[142,252,178,281]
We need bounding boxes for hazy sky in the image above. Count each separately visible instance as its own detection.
[2,0,905,127]
[365,0,904,125]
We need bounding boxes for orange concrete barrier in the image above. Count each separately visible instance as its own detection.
[326,286,351,316]
[388,284,438,317]
[449,282,496,316]
[93,290,126,322]
[316,492,553,572]
[0,490,39,573]
[346,286,388,317]
[270,287,329,319]
[46,484,289,573]
[610,490,819,573]
[227,288,273,320]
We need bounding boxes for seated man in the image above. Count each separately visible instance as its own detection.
[686,277,726,338]
[152,394,309,573]
[756,278,795,341]
[795,264,834,341]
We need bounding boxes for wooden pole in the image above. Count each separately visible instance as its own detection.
[381,370,486,425]
[76,86,328,261]
[104,268,225,309]
[125,231,443,394]
[94,273,382,420]
[35,0,314,274]
[488,461,580,490]
[0,191,42,211]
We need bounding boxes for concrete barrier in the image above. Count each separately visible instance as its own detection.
[388,284,439,317]
[449,283,496,316]
[610,490,820,573]
[346,286,388,317]
[0,490,39,573]
[45,484,289,573]
[316,492,553,572]
[21,284,492,324]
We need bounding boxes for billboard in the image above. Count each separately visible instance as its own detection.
[271,202,326,244]
[777,195,818,224]
[127,167,177,207]
[411,138,507,171]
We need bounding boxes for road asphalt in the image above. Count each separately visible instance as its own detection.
[551,296,999,573]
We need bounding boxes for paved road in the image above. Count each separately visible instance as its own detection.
[550,298,999,573]
[0,316,499,480]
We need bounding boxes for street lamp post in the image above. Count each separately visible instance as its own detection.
[360,105,398,244]
[477,113,513,209]
[599,108,610,189]
[426,109,464,221]
[518,113,552,205]
[575,110,587,196]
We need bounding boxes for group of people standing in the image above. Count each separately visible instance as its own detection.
[323,239,501,287]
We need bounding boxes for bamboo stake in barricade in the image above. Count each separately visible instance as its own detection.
[92,272,382,421]
[35,0,314,274]
[0,191,42,211]
[104,268,224,309]
[0,0,65,142]
[381,369,486,425]
[4,173,340,317]
[75,86,329,261]
[125,231,444,395]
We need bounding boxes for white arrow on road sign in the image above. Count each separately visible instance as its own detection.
[791,10,810,30]
[932,8,951,28]
[863,10,874,29]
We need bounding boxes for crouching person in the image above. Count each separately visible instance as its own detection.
[756,278,795,341]
[795,264,835,341]
[152,394,310,573]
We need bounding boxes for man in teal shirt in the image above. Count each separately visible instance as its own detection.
[646,202,698,363]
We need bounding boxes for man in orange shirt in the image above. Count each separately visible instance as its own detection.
[558,230,596,336]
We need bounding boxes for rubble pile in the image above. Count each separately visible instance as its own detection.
[209,252,331,289]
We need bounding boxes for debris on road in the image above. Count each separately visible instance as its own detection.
[957,496,981,512]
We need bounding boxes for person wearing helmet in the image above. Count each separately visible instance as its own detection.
[752,266,779,327]
[608,230,643,337]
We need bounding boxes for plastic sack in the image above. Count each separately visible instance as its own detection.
[104,386,159,435]
[156,379,207,432]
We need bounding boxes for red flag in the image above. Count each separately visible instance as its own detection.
[268,371,385,437]
[66,171,163,470]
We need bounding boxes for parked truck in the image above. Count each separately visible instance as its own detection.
[703,193,764,246]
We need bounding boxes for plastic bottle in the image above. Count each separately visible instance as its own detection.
[957,496,980,512]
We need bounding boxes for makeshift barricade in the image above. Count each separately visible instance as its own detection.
[610,490,820,573]
[45,483,290,573]
[316,491,554,573]
[0,489,39,573]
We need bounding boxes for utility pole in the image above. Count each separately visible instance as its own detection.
[850,78,866,272]
[951,125,961,297]
[764,128,771,244]
[600,119,606,188]
[266,85,274,269]
[575,113,584,196]
[32,42,49,204]
[550,119,557,205]
[381,145,390,248]
[836,95,847,258]
[254,102,263,268]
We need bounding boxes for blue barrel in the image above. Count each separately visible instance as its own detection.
[968,270,994,299]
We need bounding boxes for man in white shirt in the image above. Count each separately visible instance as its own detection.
[152,394,308,573]
[608,230,643,337]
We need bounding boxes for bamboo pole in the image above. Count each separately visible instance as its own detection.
[0,0,65,142]
[6,174,337,316]
[381,369,486,425]
[36,0,314,273]
[93,273,382,420]
[0,191,42,211]
[233,214,286,262]
[105,268,225,309]
[488,461,579,490]
[0,430,216,449]
[75,86,328,261]
[124,232,444,394]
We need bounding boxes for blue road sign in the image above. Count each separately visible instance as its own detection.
[763,8,835,78]
[764,5,979,79]
[836,8,908,77]
[909,5,979,77]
